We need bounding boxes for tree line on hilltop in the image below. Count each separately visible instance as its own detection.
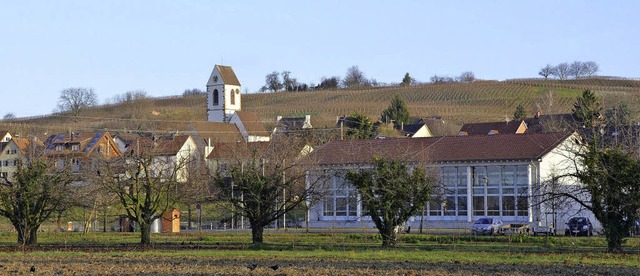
[259,66,479,93]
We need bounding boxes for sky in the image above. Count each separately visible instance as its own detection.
[1,1,639,117]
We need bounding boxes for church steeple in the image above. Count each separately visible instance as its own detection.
[206,65,242,123]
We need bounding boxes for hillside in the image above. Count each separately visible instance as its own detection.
[3,78,640,137]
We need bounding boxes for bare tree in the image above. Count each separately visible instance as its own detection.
[535,89,556,115]
[552,63,570,80]
[538,64,555,79]
[265,71,283,92]
[213,137,324,244]
[174,149,214,230]
[56,87,98,117]
[342,66,368,88]
[281,71,300,92]
[568,61,584,79]
[182,88,205,96]
[2,113,16,121]
[582,61,599,77]
[457,71,476,83]
[97,140,193,245]
[108,90,148,104]
[430,75,455,84]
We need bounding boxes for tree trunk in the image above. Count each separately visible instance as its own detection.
[251,224,264,244]
[605,226,624,253]
[139,222,151,246]
[16,225,38,246]
[187,204,192,230]
[380,225,398,247]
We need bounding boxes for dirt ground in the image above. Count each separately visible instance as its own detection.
[1,253,639,276]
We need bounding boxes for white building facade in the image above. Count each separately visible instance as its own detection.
[306,132,598,232]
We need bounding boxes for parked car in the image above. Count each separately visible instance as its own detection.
[471,217,503,235]
[565,217,593,236]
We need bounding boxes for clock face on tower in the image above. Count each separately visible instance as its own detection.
[213,75,218,82]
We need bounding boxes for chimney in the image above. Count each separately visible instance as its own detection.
[534,111,541,119]
[276,116,282,122]
[305,114,311,123]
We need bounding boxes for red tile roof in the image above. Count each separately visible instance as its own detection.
[11,137,44,154]
[310,132,573,165]
[207,141,270,160]
[459,121,525,135]
[125,135,194,156]
[188,121,244,144]
[235,111,270,137]
[217,65,241,86]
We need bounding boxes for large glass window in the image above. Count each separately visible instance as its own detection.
[473,196,485,216]
[472,165,529,218]
[429,166,469,218]
[323,175,358,218]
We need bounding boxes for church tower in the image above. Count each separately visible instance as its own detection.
[206,65,242,123]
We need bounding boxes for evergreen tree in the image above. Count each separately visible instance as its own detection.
[381,95,411,126]
[344,112,375,140]
[513,104,526,121]
[401,73,412,86]
[572,89,602,128]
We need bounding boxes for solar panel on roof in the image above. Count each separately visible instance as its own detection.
[46,134,67,150]
[84,132,103,152]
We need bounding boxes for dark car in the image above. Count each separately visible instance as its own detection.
[565,217,593,236]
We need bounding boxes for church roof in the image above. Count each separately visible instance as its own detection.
[235,112,270,137]
[216,65,241,86]
[188,121,244,144]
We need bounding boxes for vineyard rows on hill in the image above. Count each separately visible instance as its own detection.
[3,79,640,136]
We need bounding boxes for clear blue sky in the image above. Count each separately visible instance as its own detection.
[2,1,638,117]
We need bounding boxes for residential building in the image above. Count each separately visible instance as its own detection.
[122,134,199,183]
[273,115,313,134]
[0,136,43,180]
[44,132,122,174]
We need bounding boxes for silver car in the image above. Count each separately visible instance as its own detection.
[471,217,503,235]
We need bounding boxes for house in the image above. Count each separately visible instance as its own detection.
[205,65,270,142]
[0,130,11,142]
[458,120,527,136]
[206,141,271,173]
[305,132,597,232]
[45,132,122,173]
[123,134,199,183]
[273,115,313,134]
[0,136,44,180]
[395,121,432,138]
[524,112,577,133]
